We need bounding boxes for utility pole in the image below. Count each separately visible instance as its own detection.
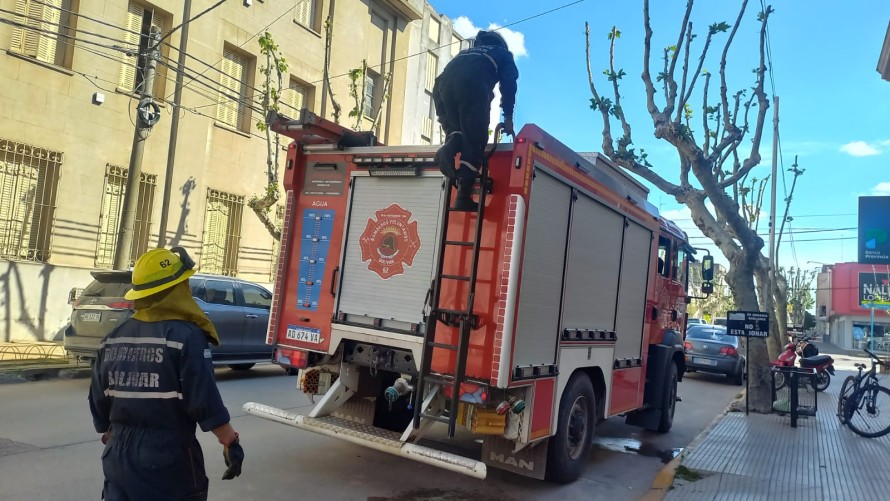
[766,96,779,316]
[157,0,192,247]
[114,19,162,270]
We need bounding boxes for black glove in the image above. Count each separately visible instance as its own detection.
[222,436,244,480]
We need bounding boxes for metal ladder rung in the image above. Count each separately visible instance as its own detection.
[444,240,476,247]
[427,341,458,351]
[423,373,455,386]
[420,413,451,424]
[434,308,469,316]
[440,274,471,281]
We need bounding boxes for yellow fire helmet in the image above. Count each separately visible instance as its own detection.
[125,247,197,300]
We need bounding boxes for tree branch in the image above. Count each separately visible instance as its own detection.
[702,71,712,156]
[641,0,662,116]
[674,22,693,124]
[664,0,694,118]
[717,0,748,140]
[717,5,772,189]
[607,27,633,147]
[774,156,804,266]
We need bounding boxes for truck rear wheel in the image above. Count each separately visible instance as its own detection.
[656,362,678,433]
[546,373,595,483]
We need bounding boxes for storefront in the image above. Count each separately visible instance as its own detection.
[817,263,890,351]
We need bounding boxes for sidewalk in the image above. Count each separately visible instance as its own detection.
[666,370,890,499]
[0,341,89,382]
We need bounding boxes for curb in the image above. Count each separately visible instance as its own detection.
[639,392,744,501]
[0,364,91,383]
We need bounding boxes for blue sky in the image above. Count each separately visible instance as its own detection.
[433,0,890,271]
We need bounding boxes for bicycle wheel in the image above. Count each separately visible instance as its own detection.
[845,385,890,438]
[774,371,787,390]
[837,376,856,424]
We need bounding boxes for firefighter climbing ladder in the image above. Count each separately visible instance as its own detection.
[413,127,503,437]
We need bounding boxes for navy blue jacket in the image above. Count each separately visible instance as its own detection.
[89,319,230,436]
[443,44,519,117]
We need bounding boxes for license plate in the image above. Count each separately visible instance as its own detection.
[694,357,717,366]
[80,312,101,322]
[286,326,321,344]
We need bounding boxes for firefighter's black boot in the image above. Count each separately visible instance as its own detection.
[436,132,462,179]
[453,179,478,212]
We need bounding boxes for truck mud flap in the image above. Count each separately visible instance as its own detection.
[242,402,487,479]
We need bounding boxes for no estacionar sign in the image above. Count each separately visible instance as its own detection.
[726,310,769,338]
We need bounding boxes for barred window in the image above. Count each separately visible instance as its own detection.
[217,46,253,132]
[95,165,157,269]
[421,117,433,142]
[294,0,318,30]
[424,52,437,93]
[118,2,169,96]
[202,189,243,276]
[0,139,61,262]
[9,0,78,68]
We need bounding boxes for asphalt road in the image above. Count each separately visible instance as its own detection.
[0,366,738,501]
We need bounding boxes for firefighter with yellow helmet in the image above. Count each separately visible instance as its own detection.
[88,247,244,501]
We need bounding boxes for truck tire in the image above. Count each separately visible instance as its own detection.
[657,363,678,433]
[546,373,595,483]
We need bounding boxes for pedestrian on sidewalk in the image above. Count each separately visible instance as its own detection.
[433,29,519,211]
[88,247,244,501]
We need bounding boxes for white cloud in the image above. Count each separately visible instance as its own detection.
[840,140,882,157]
[872,182,890,196]
[451,16,528,58]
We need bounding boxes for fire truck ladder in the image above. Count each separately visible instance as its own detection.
[413,126,503,438]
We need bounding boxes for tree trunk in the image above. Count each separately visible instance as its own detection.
[726,257,772,412]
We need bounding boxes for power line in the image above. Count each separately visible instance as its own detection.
[164,1,299,102]
[159,0,227,43]
[30,0,141,37]
[311,0,586,85]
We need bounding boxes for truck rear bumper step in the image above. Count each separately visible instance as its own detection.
[242,402,487,479]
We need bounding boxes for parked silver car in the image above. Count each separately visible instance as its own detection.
[64,271,274,370]
[683,325,745,385]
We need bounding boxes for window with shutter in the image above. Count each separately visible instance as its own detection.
[118,3,165,93]
[217,48,249,130]
[202,189,244,276]
[283,79,308,117]
[10,0,71,66]
[428,17,440,44]
[451,35,462,58]
[294,0,317,29]
[0,138,62,263]
[95,165,157,268]
[363,73,376,117]
[425,52,437,93]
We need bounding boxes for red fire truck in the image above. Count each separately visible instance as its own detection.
[244,110,703,482]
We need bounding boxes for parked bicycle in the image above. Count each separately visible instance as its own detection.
[839,349,890,438]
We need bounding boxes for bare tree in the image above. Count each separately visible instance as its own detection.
[585,0,780,411]
[250,32,287,242]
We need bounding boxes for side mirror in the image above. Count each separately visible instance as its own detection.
[701,255,714,282]
[68,287,82,304]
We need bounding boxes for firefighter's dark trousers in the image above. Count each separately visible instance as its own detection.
[101,425,209,501]
[432,74,492,187]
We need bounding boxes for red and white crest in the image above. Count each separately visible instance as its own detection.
[359,204,421,279]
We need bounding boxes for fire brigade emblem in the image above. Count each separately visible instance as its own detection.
[359,204,421,279]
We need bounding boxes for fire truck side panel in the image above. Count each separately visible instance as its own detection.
[336,175,446,328]
[552,345,616,433]
[511,169,572,369]
[614,220,652,362]
[561,194,625,333]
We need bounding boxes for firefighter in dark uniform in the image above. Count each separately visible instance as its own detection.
[433,30,519,211]
[89,247,244,501]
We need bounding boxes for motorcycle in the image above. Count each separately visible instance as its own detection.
[793,334,819,358]
[772,341,835,392]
